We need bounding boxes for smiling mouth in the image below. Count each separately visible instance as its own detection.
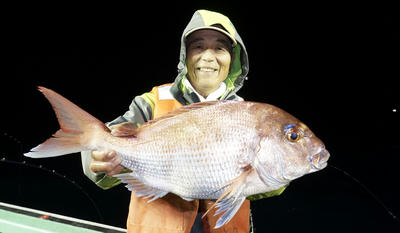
[196,67,218,72]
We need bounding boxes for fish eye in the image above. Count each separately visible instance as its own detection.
[284,124,302,142]
[287,131,300,142]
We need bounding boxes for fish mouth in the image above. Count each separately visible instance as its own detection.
[310,148,330,170]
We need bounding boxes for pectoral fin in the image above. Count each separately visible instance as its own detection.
[203,167,253,229]
[214,197,246,229]
[113,173,168,202]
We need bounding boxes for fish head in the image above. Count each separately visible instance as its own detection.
[254,104,330,185]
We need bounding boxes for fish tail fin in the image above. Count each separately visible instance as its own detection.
[24,86,108,158]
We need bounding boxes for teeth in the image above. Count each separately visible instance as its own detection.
[198,68,216,72]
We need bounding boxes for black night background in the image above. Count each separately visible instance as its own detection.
[1,3,398,232]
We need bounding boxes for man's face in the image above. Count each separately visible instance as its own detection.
[186,29,232,98]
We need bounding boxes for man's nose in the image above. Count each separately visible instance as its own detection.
[200,49,216,62]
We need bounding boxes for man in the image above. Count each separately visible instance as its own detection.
[82,10,284,233]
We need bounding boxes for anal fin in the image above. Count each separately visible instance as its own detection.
[113,173,168,202]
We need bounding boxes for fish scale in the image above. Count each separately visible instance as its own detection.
[109,103,257,196]
[130,141,248,196]
[25,87,330,228]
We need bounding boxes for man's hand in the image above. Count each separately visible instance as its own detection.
[90,149,124,176]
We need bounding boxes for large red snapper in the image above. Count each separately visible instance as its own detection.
[25,87,330,228]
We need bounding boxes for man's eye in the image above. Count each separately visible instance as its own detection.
[191,43,202,49]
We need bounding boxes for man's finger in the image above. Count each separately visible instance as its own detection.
[91,149,117,162]
[90,161,113,173]
[90,156,122,174]
[106,165,125,176]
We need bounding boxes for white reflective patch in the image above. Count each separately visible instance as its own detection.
[158,86,174,100]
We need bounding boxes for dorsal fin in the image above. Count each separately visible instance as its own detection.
[109,122,139,137]
[140,100,226,130]
[109,101,227,137]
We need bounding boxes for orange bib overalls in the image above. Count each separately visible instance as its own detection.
[126,84,250,233]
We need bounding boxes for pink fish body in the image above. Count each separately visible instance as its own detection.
[25,87,330,228]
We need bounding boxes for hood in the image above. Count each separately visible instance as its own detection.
[171,10,249,101]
